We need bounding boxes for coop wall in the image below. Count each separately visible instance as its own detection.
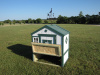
[64,34,69,53]
[63,34,69,64]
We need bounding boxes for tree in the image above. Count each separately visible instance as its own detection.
[25,20,28,23]
[32,19,35,23]
[36,18,42,23]
[28,18,32,23]
[15,20,19,23]
[34,20,37,23]
[19,21,21,24]
[22,20,25,24]
[0,22,1,25]
[9,21,12,25]
[79,11,84,18]
[13,20,16,25]
[57,15,68,24]
[4,19,11,23]
[44,20,48,24]
[2,22,4,25]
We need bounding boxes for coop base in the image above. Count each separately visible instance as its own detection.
[33,53,61,67]
[31,42,62,66]
[34,61,60,67]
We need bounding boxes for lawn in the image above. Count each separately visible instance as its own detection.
[0,24,100,75]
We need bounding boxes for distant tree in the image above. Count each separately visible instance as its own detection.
[19,21,21,24]
[0,22,1,25]
[13,20,16,25]
[80,17,86,24]
[85,14,90,24]
[32,19,35,23]
[79,11,84,18]
[24,21,25,24]
[15,20,19,23]
[34,20,37,23]
[44,20,48,24]
[2,22,4,25]
[85,14,90,18]
[28,18,32,23]
[22,20,25,24]
[9,21,12,25]
[36,18,42,23]
[57,15,68,24]
[68,16,76,24]
[4,19,11,23]
[25,20,28,23]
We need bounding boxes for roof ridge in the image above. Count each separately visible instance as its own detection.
[45,24,69,35]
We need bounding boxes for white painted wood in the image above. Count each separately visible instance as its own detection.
[56,35,61,45]
[32,28,55,36]
[64,51,69,64]
[63,34,69,54]
[32,28,61,45]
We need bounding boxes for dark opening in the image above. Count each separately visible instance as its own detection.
[35,54,61,66]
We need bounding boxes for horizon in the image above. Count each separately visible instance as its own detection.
[0,0,100,21]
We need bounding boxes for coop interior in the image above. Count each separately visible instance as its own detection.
[33,53,61,66]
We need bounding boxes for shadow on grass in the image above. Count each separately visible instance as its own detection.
[7,44,32,60]
[7,44,61,66]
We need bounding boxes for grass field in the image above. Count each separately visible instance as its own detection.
[0,24,100,75]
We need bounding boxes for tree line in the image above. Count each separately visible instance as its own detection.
[2,18,43,25]
[57,11,100,24]
[0,11,100,25]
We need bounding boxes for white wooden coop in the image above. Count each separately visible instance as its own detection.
[31,24,70,67]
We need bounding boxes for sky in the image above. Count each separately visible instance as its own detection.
[0,0,100,21]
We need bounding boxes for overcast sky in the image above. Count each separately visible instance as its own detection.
[0,0,100,21]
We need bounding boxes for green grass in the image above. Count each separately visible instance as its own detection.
[0,24,100,75]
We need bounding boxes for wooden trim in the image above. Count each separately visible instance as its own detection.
[34,61,60,67]
[31,42,60,48]
[33,52,61,57]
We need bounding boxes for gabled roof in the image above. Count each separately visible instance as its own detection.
[31,24,70,36]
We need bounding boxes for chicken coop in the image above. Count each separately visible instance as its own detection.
[31,24,70,67]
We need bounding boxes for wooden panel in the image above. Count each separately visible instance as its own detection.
[31,42,61,56]
[34,45,58,55]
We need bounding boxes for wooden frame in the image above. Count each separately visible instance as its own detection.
[31,42,62,56]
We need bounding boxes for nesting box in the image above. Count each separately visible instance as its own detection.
[31,24,70,67]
